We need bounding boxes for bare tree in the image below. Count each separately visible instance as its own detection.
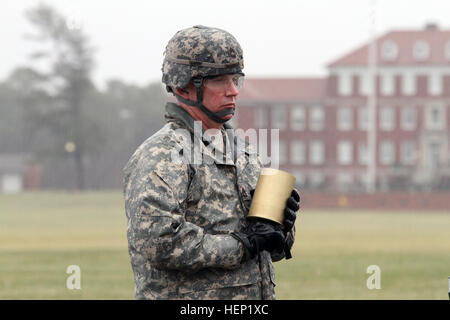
[25,3,96,190]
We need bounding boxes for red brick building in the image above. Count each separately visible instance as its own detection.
[235,24,450,192]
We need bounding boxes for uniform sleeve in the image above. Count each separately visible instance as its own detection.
[125,154,245,274]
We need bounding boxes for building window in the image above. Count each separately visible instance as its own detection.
[428,72,443,96]
[446,41,450,60]
[358,143,368,165]
[381,72,395,96]
[380,107,395,131]
[278,140,287,165]
[337,107,353,131]
[358,107,368,131]
[427,142,442,171]
[402,72,416,95]
[381,40,399,61]
[310,105,324,131]
[337,141,353,165]
[292,170,306,187]
[359,72,373,95]
[380,140,395,165]
[413,40,430,61]
[290,141,305,165]
[310,172,325,188]
[359,173,370,187]
[310,140,324,165]
[425,104,446,130]
[338,72,352,96]
[337,173,353,190]
[271,106,286,130]
[401,107,416,131]
[401,141,416,165]
[254,107,267,128]
[291,106,305,130]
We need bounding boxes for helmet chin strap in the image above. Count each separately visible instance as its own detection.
[174,78,234,124]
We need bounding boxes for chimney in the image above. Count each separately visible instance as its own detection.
[425,23,439,31]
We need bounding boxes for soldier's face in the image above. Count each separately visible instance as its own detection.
[186,74,240,122]
[202,74,242,120]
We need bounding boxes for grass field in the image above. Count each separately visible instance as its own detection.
[0,191,449,299]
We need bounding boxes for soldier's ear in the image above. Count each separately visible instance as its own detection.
[176,82,197,100]
[175,87,189,98]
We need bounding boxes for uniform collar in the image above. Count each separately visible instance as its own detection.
[164,102,234,135]
[164,102,256,165]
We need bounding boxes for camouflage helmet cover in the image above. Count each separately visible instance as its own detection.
[162,25,244,91]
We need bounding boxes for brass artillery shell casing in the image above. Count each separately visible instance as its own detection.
[248,168,296,225]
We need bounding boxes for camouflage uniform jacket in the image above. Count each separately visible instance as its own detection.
[123,102,295,299]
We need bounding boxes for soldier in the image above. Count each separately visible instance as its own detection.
[123,25,300,300]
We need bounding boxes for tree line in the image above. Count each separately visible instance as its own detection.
[0,4,166,190]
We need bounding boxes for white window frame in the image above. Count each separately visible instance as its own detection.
[358,107,368,131]
[400,107,417,131]
[338,72,352,96]
[309,172,325,188]
[413,40,430,61]
[380,140,395,165]
[380,107,395,131]
[310,105,324,131]
[402,72,416,96]
[401,141,416,165]
[428,72,443,96]
[381,40,399,61]
[271,106,286,130]
[292,170,306,186]
[358,143,368,165]
[290,141,305,165]
[359,72,373,96]
[291,106,305,130]
[425,104,446,130]
[337,141,353,165]
[381,72,395,96]
[359,173,370,187]
[337,107,353,131]
[309,140,325,165]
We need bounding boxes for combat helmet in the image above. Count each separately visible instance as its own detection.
[162,25,244,123]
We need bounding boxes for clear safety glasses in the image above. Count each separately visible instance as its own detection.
[203,73,245,91]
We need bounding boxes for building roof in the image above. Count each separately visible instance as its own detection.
[328,24,450,67]
[238,78,327,103]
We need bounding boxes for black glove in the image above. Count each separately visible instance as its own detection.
[232,220,286,261]
[248,188,300,260]
[283,188,300,233]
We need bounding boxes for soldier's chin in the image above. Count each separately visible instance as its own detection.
[221,114,233,122]
[223,109,235,117]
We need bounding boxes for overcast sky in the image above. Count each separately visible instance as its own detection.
[2,0,450,89]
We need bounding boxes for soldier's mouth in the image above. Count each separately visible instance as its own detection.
[223,103,235,109]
